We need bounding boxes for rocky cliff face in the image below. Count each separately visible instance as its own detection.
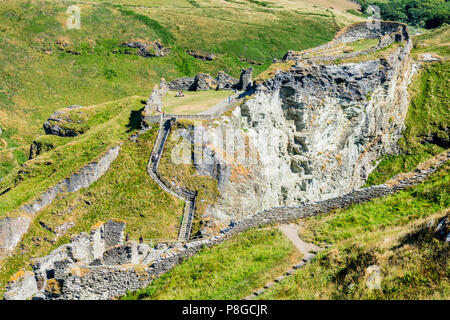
[198,35,415,224]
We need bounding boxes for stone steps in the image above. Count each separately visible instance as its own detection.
[147,118,196,243]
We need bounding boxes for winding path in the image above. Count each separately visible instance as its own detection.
[147,116,197,242]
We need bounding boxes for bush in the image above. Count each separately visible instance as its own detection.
[354,0,450,29]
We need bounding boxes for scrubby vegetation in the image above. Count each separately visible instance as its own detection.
[122,228,301,300]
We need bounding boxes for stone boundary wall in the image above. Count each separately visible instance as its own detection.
[49,153,448,300]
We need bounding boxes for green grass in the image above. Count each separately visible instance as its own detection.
[411,25,450,59]
[122,228,301,300]
[366,61,449,186]
[0,126,185,295]
[303,162,449,245]
[161,90,231,114]
[116,6,176,45]
[346,38,379,52]
[0,96,145,216]
[26,127,184,240]
[257,163,450,300]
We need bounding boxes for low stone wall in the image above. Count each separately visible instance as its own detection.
[21,146,120,215]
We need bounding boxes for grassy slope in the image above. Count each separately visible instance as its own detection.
[123,161,449,300]
[158,121,221,236]
[122,228,301,300]
[365,26,449,186]
[0,0,351,295]
[0,96,146,216]
[258,163,449,300]
[0,127,185,294]
[0,0,346,179]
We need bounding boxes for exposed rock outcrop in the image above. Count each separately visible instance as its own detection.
[192,73,217,91]
[120,41,170,57]
[216,71,238,90]
[237,67,253,91]
[43,105,85,137]
[168,71,238,91]
[196,23,415,225]
[0,216,32,259]
[167,77,195,91]
[186,49,216,61]
[145,78,169,114]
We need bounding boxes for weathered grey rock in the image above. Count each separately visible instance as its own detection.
[103,219,126,249]
[435,216,449,241]
[365,265,382,290]
[285,269,295,276]
[43,106,84,137]
[216,71,238,90]
[0,216,32,260]
[54,222,75,237]
[293,261,305,269]
[29,139,59,159]
[237,67,253,91]
[103,243,138,266]
[186,49,216,61]
[145,78,168,114]
[192,73,217,91]
[168,77,195,91]
[201,33,414,224]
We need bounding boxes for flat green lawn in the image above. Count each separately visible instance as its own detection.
[162,90,231,114]
[122,228,301,300]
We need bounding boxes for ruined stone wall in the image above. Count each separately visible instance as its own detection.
[0,147,121,261]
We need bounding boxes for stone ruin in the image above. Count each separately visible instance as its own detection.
[144,78,169,114]
[167,68,253,92]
